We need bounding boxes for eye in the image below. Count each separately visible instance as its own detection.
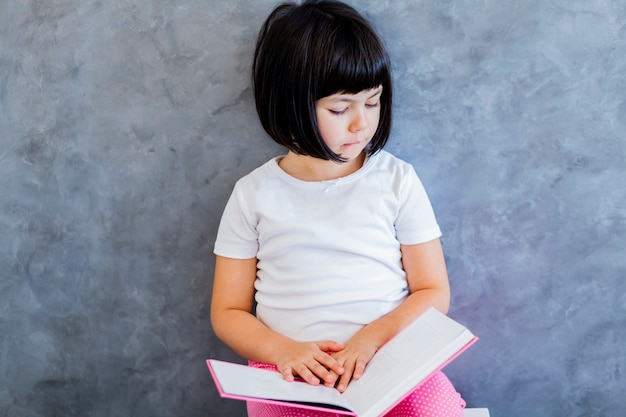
[365,101,380,109]
[329,108,348,115]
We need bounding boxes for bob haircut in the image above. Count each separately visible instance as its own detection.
[253,0,393,162]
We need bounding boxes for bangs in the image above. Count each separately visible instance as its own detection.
[316,20,391,98]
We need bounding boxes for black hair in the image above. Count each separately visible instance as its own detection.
[253,0,393,162]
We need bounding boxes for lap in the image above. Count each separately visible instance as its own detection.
[246,361,465,417]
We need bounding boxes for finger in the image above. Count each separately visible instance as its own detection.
[316,340,345,353]
[336,370,352,393]
[294,364,320,386]
[316,352,345,377]
[353,357,367,380]
[281,366,295,382]
[335,361,355,393]
[309,361,337,385]
[323,372,338,387]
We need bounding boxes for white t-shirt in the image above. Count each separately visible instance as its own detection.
[214,150,441,343]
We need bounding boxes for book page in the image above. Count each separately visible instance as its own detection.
[208,359,354,412]
[341,309,475,417]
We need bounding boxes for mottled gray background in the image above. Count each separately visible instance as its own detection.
[1,1,624,416]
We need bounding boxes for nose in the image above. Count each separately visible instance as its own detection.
[349,108,368,132]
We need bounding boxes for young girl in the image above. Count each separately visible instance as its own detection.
[211,1,466,416]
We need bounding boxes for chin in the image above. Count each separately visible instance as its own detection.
[338,150,365,163]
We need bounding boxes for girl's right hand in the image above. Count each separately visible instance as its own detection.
[276,340,345,387]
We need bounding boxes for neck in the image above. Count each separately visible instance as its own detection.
[278,151,366,182]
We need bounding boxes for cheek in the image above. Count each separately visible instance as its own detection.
[370,111,381,132]
[317,115,341,142]
[315,110,329,137]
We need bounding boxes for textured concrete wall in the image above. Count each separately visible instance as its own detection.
[1,1,624,416]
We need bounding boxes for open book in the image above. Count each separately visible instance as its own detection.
[207,308,477,417]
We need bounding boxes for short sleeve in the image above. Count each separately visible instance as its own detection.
[394,166,442,245]
[213,182,259,259]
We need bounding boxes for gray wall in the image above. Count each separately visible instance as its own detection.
[1,1,624,416]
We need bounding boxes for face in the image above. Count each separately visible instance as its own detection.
[315,86,382,161]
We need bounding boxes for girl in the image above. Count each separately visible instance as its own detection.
[211,1,466,416]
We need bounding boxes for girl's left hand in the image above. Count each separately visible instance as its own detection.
[329,335,379,392]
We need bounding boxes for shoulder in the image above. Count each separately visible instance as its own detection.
[231,156,282,192]
[367,150,421,183]
[370,150,415,171]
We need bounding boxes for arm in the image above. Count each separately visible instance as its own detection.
[330,238,450,392]
[210,255,345,386]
